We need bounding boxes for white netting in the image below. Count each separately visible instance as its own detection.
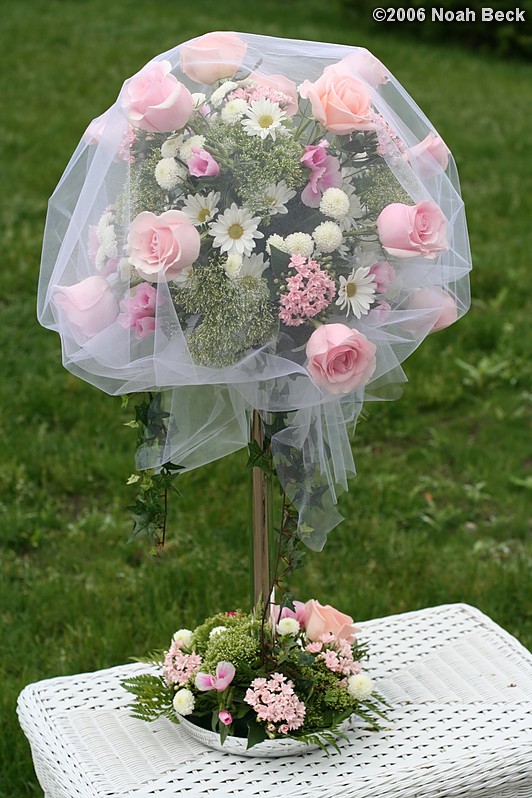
[37,32,472,548]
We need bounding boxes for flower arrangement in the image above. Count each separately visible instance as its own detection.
[37,32,471,754]
[123,599,387,751]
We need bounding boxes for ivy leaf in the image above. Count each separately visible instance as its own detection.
[246,718,268,750]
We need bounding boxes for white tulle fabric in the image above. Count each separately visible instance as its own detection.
[37,32,472,550]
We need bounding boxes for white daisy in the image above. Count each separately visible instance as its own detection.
[242,98,287,141]
[221,98,248,125]
[155,158,186,190]
[284,232,314,257]
[182,191,221,226]
[179,134,206,161]
[312,221,343,254]
[171,265,194,285]
[240,252,269,278]
[320,187,350,220]
[335,266,377,319]
[210,80,239,107]
[262,181,296,215]
[209,203,264,257]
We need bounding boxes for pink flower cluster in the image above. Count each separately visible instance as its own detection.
[118,283,160,340]
[244,673,306,734]
[300,142,342,207]
[306,633,361,677]
[162,639,203,687]
[279,255,336,326]
[227,85,291,108]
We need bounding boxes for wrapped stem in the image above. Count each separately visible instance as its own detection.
[251,410,272,611]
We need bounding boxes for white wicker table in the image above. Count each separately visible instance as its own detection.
[18,603,532,798]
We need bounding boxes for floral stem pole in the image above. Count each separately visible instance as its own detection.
[251,409,271,611]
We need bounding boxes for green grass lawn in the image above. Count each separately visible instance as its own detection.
[1,1,531,794]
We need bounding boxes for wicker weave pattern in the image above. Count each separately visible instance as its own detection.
[17,603,532,798]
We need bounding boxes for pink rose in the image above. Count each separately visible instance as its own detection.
[368,261,396,293]
[218,710,233,726]
[188,147,220,177]
[53,276,119,341]
[409,287,458,332]
[367,300,391,324]
[408,132,450,177]
[180,32,247,84]
[306,323,376,395]
[121,60,193,133]
[304,600,359,644]
[300,143,342,207]
[338,51,389,87]
[377,201,448,259]
[127,210,200,281]
[299,63,374,134]
[247,71,299,116]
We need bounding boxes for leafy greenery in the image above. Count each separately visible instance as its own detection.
[0,0,531,794]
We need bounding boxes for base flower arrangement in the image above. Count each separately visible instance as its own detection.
[123,599,387,751]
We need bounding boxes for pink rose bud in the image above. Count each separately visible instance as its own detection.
[299,63,374,134]
[218,710,233,726]
[377,201,448,259]
[304,599,360,644]
[180,31,247,84]
[368,261,396,293]
[127,210,200,281]
[409,132,450,177]
[53,275,119,341]
[306,323,376,395]
[409,287,458,332]
[188,147,220,177]
[121,60,193,133]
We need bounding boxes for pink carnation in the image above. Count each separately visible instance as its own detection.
[118,283,161,340]
[279,255,335,326]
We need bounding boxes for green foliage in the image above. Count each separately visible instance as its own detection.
[121,673,179,724]
[340,0,532,60]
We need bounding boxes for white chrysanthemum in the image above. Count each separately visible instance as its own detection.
[209,203,264,257]
[335,266,377,319]
[266,234,288,254]
[224,255,243,279]
[191,92,207,109]
[263,181,296,215]
[99,225,118,259]
[277,617,300,636]
[210,80,239,107]
[209,625,229,639]
[155,158,185,190]
[320,187,351,220]
[97,212,113,237]
[284,232,315,257]
[240,253,269,278]
[173,628,193,648]
[182,191,221,226]
[312,221,343,253]
[179,134,206,161]
[171,265,194,285]
[221,98,248,125]
[242,98,287,141]
[346,673,374,701]
[161,134,183,158]
[118,257,135,282]
[173,688,195,716]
